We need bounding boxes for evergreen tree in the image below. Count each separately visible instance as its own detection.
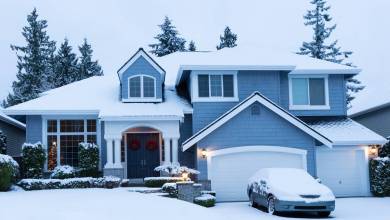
[188,40,196,51]
[77,38,103,80]
[149,16,186,57]
[297,0,364,106]
[216,26,237,50]
[0,130,6,154]
[51,39,78,88]
[4,8,56,107]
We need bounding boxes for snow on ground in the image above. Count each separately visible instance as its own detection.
[0,188,388,220]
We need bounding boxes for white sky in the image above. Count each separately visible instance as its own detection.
[0,0,389,113]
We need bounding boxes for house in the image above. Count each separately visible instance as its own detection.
[0,110,25,157]
[4,47,386,201]
[350,101,390,140]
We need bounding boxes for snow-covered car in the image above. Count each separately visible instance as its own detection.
[247,168,335,217]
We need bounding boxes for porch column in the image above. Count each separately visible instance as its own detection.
[172,138,179,164]
[164,137,171,164]
[104,138,114,168]
[113,138,122,168]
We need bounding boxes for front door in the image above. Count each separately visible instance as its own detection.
[126,133,160,178]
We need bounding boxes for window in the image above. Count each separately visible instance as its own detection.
[128,75,156,99]
[196,74,236,100]
[290,76,328,109]
[46,119,97,169]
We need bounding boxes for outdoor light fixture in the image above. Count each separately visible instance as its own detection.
[182,172,189,180]
[369,146,378,157]
[201,149,207,158]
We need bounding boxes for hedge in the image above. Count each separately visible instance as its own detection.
[78,143,99,177]
[144,177,184,187]
[194,194,216,207]
[0,154,19,191]
[22,143,46,178]
[369,157,390,196]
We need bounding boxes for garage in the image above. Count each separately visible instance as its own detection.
[316,147,370,197]
[208,146,307,202]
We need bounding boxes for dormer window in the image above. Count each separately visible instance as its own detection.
[128,75,157,101]
[289,75,329,110]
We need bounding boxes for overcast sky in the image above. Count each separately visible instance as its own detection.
[0,0,389,113]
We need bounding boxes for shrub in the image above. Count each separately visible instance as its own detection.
[201,190,216,197]
[162,182,178,197]
[0,130,7,154]
[50,165,76,179]
[22,142,46,178]
[194,194,216,207]
[78,143,99,177]
[379,141,390,157]
[369,157,390,196]
[154,162,199,179]
[144,177,184,187]
[0,154,19,191]
[120,179,130,187]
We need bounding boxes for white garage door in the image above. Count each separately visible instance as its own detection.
[209,146,307,202]
[316,147,370,197]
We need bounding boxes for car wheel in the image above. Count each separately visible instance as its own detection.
[267,196,277,215]
[318,211,331,217]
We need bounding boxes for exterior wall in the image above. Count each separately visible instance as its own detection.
[196,102,317,180]
[352,106,390,138]
[0,120,25,156]
[100,121,107,169]
[178,114,195,168]
[26,115,42,143]
[121,56,163,100]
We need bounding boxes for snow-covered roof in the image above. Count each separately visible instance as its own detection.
[0,109,25,130]
[3,74,192,119]
[308,118,387,145]
[156,46,361,86]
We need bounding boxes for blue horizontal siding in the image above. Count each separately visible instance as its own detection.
[26,115,42,143]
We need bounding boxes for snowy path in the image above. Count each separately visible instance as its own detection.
[0,188,389,220]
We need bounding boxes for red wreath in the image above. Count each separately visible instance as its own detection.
[146,140,158,151]
[128,139,140,150]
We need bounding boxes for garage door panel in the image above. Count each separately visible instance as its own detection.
[210,150,305,202]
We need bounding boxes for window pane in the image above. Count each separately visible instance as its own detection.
[47,120,57,133]
[198,75,209,97]
[87,135,97,144]
[87,120,96,132]
[309,78,326,105]
[47,135,57,170]
[143,76,155,98]
[129,76,141,97]
[223,75,234,97]
[60,120,84,133]
[210,75,222,97]
[292,78,309,105]
[60,135,84,167]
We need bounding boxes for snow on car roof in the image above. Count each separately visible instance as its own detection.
[308,118,387,145]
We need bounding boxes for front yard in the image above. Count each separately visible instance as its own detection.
[0,187,389,220]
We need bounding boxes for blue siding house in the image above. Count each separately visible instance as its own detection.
[4,47,386,201]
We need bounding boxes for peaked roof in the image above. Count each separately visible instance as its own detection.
[182,92,333,151]
[0,109,25,130]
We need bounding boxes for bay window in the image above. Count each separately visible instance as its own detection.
[289,76,329,110]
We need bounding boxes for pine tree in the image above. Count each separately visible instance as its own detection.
[188,40,196,51]
[149,16,186,57]
[4,8,56,107]
[51,39,78,88]
[297,0,364,106]
[0,130,6,154]
[216,26,237,50]
[77,39,103,80]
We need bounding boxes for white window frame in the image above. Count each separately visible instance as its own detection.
[288,74,330,110]
[191,70,238,102]
[124,74,161,102]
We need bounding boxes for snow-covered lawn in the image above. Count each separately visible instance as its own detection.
[0,188,389,220]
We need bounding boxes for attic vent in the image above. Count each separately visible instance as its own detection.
[251,104,261,115]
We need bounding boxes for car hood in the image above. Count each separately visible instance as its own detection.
[270,181,334,202]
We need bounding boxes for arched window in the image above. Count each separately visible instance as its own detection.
[128,75,156,98]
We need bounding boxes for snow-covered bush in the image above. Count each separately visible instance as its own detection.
[162,182,178,197]
[0,154,19,191]
[194,194,216,207]
[21,142,46,178]
[50,165,76,179]
[369,157,390,196]
[154,162,200,179]
[78,143,99,177]
[144,176,184,187]
[201,190,216,197]
[379,141,390,157]
[17,176,121,191]
[0,130,7,154]
[120,179,130,187]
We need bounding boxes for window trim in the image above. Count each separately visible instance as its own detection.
[288,75,330,110]
[191,71,238,102]
[125,74,161,102]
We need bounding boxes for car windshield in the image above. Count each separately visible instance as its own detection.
[267,168,317,189]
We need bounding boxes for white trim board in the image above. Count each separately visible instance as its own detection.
[182,92,333,151]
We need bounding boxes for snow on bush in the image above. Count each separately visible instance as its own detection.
[144,176,184,187]
[201,190,216,197]
[194,194,216,207]
[0,154,19,191]
[0,130,7,154]
[50,165,76,179]
[370,157,390,197]
[162,182,177,197]
[154,162,199,179]
[22,142,46,178]
[78,142,99,177]
[17,176,121,191]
